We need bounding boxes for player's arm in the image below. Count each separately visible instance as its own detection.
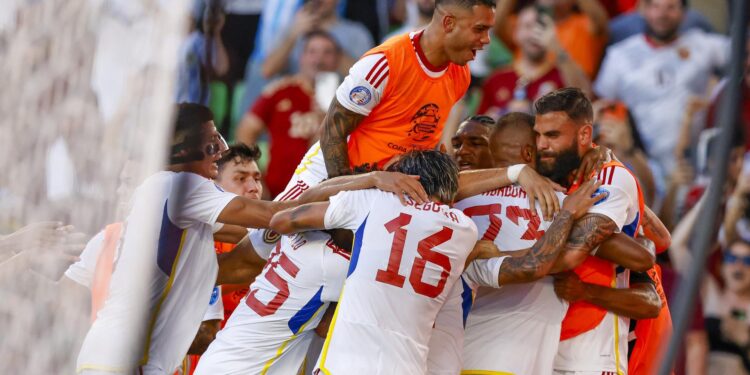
[297,171,428,205]
[641,206,671,253]
[269,202,330,235]
[548,213,619,273]
[456,166,566,221]
[594,233,656,272]
[213,224,249,244]
[553,271,662,319]
[216,235,267,285]
[497,180,605,285]
[217,197,298,229]
[187,319,221,355]
[319,98,366,177]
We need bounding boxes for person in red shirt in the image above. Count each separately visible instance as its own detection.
[236,30,341,197]
[478,4,590,118]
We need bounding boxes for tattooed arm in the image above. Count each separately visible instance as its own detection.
[320,98,366,178]
[496,180,605,285]
[498,210,575,285]
[549,213,620,273]
[641,206,671,253]
[269,202,330,235]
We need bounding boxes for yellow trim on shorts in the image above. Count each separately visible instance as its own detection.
[612,271,624,375]
[316,284,347,375]
[259,303,327,374]
[460,370,515,375]
[294,144,321,175]
[140,229,188,365]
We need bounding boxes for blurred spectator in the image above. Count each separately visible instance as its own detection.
[175,4,230,105]
[342,0,403,43]
[383,0,434,41]
[236,31,341,198]
[261,0,373,80]
[495,0,610,78]
[592,100,656,206]
[240,1,299,115]
[595,0,729,177]
[704,239,750,375]
[706,38,750,151]
[608,0,715,46]
[478,5,591,117]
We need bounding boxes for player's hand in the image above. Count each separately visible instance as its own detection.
[553,272,588,302]
[561,179,605,220]
[574,145,610,185]
[516,167,566,221]
[370,171,429,205]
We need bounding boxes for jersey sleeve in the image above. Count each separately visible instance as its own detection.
[248,228,279,260]
[169,173,238,228]
[64,230,106,289]
[202,285,224,321]
[335,53,389,116]
[588,166,639,230]
[324,190,376,231]
[462,256,508,289]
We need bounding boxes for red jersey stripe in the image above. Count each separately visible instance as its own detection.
[373,71,389,88]
[368,62,389,86]
[365,56,387,82]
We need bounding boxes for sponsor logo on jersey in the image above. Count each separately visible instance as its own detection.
[349,86,372,105]
[408,103,440,142]
[263,228,281,244]
[592,187,610,205]
[209,286,219,305]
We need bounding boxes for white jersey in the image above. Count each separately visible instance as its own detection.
[316,189,478,375]
[594,30,729,172]
[195,231,349,375]
[453,185,568,375]
[554,165,642,373]
[248,142,328,259]
[76,171,237,374]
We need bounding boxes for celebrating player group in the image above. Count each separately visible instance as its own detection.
[72,1,673,374]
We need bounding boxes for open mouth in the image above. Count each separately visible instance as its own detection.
[458,161,473,170]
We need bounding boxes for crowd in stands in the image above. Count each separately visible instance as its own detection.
[171,0,747,373]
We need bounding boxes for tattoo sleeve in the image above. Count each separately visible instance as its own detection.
[320,98,366,178]
[498,210,575,285]
[549,213,619,273]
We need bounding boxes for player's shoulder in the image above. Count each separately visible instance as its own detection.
[595,164,639,198]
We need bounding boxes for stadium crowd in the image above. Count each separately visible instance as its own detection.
[2,0,750,374]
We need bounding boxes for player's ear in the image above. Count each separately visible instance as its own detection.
[442,13,456,33]
[522,144,535,164]
[578,124,593,146]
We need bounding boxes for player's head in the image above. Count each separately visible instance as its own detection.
[170,103,229,179]
[451,115,495,171]
[299,30,341,80]
[387,150,459,204]
[215,143,263,200]
[514,5,547,62]
[434,0,496,66]
[490,112,536,168]
[723,239,750,294]
[642,0,686,43]
[533,87,593,186]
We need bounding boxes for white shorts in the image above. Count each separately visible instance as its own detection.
[195,302,321,375]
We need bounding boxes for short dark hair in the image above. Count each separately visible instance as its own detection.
[436,0,496,8]
[170,103,214,164]
[217,143,262,173]
[496,112,534,131]
[463,115,496,128]
[303,30,341,54]
[387,150,460,204]
[643,0,687,8]
[534,87,593,124]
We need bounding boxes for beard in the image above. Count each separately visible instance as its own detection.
[645,22,679,43]
[536,145,582,187]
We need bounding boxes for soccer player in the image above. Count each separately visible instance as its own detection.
[450,112,659,375]
[267,150,604,374]
[75,103,423,375]
[529,88,660,375]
